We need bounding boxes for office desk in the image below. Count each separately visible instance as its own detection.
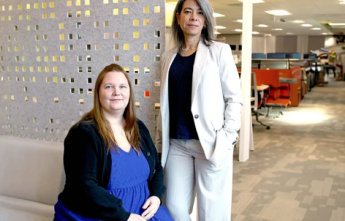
[253,84,269,91]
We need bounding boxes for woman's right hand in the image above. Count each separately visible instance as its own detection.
[127,214,146,221]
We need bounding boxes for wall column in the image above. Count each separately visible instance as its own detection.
[239,0,253,162]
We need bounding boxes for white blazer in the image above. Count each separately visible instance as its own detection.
[156,40,243,167]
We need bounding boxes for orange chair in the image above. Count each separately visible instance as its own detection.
[251,72,270,129]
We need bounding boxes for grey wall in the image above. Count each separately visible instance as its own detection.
[275,36,297,53]
[252,36,265,53]
[0,0,165,141]
[265,36,276,53]
[308,36,325,51]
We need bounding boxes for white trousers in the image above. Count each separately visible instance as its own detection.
[165,139,233,221]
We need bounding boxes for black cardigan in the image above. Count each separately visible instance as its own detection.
[58,119,165,221]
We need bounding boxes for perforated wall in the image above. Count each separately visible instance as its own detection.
[0,0,165,141]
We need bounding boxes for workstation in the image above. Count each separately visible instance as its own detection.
[237,47,345,131]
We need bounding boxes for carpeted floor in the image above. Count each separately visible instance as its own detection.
[232,76,345,221]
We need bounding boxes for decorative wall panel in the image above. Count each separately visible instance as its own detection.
[0,0,165,141]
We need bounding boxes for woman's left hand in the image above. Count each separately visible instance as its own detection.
[141,196,160,220]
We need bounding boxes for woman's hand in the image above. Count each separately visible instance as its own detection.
[127,213,146,221]
[141,196,160,220]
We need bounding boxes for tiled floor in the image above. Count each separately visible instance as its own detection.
[232,76,345,221]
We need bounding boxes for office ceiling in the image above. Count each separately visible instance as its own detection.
[166,0,345,36]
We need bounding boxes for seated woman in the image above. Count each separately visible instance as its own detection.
[54,64,173,221]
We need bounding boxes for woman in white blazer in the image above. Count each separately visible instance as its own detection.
[156,0,242,220]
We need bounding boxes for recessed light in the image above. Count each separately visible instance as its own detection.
[329,23,345,26]
[235,29,242,32]
[252,31,260,34]
[236,19,243,23]
[215,26,226,29]
[265,10,291,16]
[292,20,304,23]
[302,24,312,27]
[322,33,328,35]
[257,24,268,27]
[287,32,294,35]
[339,0,345,4]
[238,0,265,3]
[264,34,272,36]
[213,13,225,17]
[214,31,221,34]
[273,28,283,31]
[312,28,321,30]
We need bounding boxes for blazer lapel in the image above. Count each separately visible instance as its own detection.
[192,41,208,103]
[160,48,178,114]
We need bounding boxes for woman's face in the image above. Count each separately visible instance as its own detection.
[176,0,205,38]
[99,71,130,116]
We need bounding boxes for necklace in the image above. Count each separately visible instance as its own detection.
[181,45,197,52]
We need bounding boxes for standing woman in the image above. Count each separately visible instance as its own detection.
[156,0,242,220]
[54,64,173,221]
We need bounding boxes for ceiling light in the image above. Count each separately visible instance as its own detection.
[214,31,221,34]
[312,28,321,30]
[273,28,283,31]
[235,29,242,32]
[302,24,312,27]
[215,26,226,29]
[287,32,294,35]
[322,33,328,35]
[213,13,225,17]
[252,31,260,34]
[264,34,272,36]
[238,0,265,3]
[265,10,291,16]
[339,0,345,4]
[236,19,243,23]
[292,20,304,23]
[257,24,268,27]
[329,23,345,26]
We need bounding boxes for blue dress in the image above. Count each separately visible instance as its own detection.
[54,147,173,221]
[107,147,173,221]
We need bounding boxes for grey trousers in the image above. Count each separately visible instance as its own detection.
[164,139,233,221]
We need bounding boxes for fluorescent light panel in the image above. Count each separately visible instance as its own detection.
[215,26,226,29]
[302,24,312,27]
[265,10,291,16]
[329,23,345,26]
[238,0,265,3]
[213,13,225,17]
[257,24,268,27]
[292,20,304,23]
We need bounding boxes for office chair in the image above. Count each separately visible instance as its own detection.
[251,72,270,130]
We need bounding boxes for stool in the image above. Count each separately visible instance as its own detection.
[324,65,336,77]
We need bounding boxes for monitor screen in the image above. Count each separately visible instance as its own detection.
[229,44,236,51]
